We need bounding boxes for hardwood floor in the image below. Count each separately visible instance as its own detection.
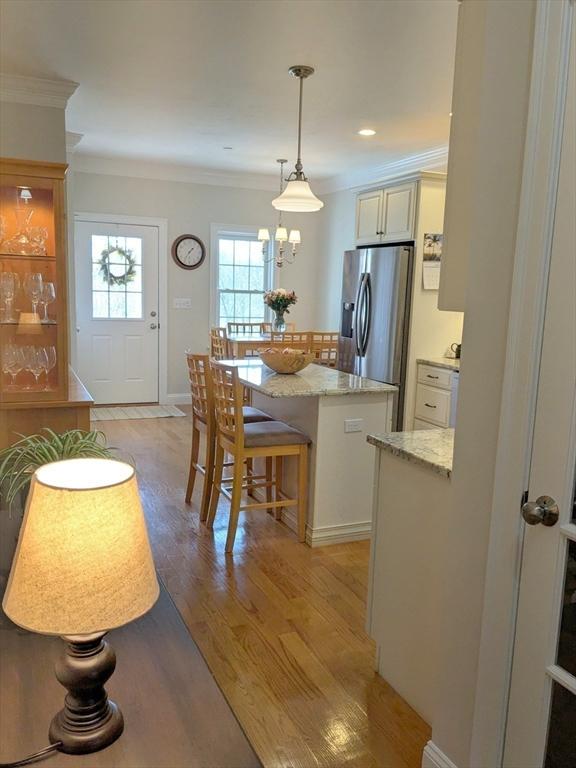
[99,410,430,768]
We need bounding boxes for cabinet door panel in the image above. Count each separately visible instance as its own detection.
[356,191,382,245]
[382,183,416,242]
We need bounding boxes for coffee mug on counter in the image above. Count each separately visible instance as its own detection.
[451,343,462,359]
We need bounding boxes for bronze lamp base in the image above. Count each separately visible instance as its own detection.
[49,633,124,754]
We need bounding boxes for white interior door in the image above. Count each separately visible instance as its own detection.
[504,22,576,766]
[75,220,159,404]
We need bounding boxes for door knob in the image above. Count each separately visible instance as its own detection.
[149,323,158,330]
[150,311,157,317]
[521,495,559,527]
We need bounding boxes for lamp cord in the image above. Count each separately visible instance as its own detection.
[0,742,62,767]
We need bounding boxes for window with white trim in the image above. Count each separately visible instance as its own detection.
[215,232,272,327]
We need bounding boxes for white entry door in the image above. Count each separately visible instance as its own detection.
[503,20,575,766]
[75,220,159,404]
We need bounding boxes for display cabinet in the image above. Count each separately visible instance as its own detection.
[0,158,68,403]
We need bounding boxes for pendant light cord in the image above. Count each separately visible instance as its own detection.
[0,742,62,767]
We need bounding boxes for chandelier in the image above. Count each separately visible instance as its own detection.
[271,65,324,213]
[258,159,301,268]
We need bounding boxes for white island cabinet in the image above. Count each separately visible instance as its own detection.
[225,360,397,547]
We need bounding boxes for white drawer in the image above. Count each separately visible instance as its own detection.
[413,418,441,430]
[417,364,453,390]
[415,384,451,427]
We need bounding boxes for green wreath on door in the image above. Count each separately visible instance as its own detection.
[98,245,137,287]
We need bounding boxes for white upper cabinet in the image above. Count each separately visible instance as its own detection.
[381,182,417,242]
[355,190,382,245]
[355,181,417,246]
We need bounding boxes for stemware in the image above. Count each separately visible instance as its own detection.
[1,271,18,322]
[34,347,49,389]
[41,282,56,322]
[24,272,43,315]
[1,344,23,387]
[23,346,45,388]
[44,345,57,389]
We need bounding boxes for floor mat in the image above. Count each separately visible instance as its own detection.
[91,405,187,421]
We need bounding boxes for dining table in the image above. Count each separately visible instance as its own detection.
[220,358,397,547]
[226,333,272,357]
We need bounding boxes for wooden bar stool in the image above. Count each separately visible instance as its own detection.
[207,361,310,553]
[185,353,273,521]
[310,332,339,367]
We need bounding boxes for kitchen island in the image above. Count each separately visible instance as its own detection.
[222,359,397,546]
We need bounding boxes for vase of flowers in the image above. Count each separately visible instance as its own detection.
[263,288,297,332]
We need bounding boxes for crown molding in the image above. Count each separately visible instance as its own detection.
[71,153,280,192]
[0,74,79,108]
[66,132,84,153]
[316,145,449,194]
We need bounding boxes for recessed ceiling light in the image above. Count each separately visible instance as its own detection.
[358,129,376,136]
[223,146,233,150]
[449,112,453,117]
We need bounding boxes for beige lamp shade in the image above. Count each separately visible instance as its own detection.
[271,179,324,212]
[2,458,159,636]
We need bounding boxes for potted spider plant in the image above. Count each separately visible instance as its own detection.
[0,429,117,597]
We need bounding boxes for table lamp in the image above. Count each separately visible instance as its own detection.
[2,458,159,755]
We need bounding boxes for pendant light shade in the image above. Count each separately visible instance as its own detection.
[273,65,323,213]
[272,179,324,212]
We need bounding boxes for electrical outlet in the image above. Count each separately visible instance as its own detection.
[173,297,192,309]
[344,418,363,433]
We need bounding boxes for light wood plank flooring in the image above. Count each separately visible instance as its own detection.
[99,410,430,768]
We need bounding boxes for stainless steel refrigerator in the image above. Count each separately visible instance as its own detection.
[339,245,413,430]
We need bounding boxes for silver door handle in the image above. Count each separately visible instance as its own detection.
[150,323,158,330]
[521,495,559,526]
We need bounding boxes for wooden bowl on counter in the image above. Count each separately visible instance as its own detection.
[258,348,315,375]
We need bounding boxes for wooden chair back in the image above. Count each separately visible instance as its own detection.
[186,353,214,425]
[270,331,311,351]
[310,332,339,368]
[227,322,262,335]
[261,322,296,333]
[210,327,229,360]
[210,361,244,447]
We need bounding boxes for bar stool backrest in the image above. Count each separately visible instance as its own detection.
[186,353,214,425]
[210,361,244,447]
[270,331,311,351]
[210,327,229,360]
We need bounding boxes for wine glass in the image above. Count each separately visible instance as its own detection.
[24,346,44,388]
[1,344,23,387]
[35,347,49,389]
[1,271,17,322]
[41,282,56,322]
[44,345,57,389]
[24,272,43,315]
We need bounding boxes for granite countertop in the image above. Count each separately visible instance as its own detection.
[219,359,398,398]
[417,357,460,372]
[367,428,454,478]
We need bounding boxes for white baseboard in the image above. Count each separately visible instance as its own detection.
[163,393,190,406]
[422,742,458,768]
[279,510,371,546]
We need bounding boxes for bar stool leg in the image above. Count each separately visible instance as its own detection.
[274,456,283,520]
[206,444,225,529]
[185,422,200,504]
[265,457,273,514]
[297,445,308,543]
[200,426,215,522]
[225,456,244,553]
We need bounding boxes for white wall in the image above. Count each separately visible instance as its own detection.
[0,101,67,164]
[71,169,322,397]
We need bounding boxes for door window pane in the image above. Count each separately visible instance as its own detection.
[544,683,575,768]
[555,539,576,677]
[91,235,143,319]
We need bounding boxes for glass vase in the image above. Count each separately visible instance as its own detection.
[273,310,286,332]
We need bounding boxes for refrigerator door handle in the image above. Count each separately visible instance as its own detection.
[361,274,372,356]
[353,274,365,356]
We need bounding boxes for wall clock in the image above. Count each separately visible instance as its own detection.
[171,234,206,270]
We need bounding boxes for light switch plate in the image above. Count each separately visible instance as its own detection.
[344,418,363,433]
[173,297,193,309]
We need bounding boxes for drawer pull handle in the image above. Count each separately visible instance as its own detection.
[426,374,439,379]
[425,403,437,409]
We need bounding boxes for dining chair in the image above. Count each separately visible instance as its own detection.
[207,361,310,552]
[270,331,311,351]
[210,327,229,360]
[261,322,296,333]
[185,353,273,522]
[310,332,340,368]
[227,322,263,335]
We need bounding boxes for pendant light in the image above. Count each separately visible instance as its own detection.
[259,159,302,267]
[272,66,324,213]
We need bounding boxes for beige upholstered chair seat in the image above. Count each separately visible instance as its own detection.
[242,406,274,423]
[243,420,310,448]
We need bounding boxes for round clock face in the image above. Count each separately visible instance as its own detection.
[172,235,206,270]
